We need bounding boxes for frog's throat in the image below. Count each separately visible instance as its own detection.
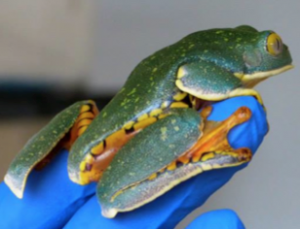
[234,65,294,88]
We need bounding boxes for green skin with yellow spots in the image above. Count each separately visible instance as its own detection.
[4,101,92,198]
[69,25,292,175]
[4,25,293,218]
[97,108,202,216]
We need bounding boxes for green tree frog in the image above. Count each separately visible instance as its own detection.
[4,25,293,218]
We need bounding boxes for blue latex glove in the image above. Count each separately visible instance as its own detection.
[0,96,268,229]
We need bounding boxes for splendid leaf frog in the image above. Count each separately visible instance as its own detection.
[4,25,293,218]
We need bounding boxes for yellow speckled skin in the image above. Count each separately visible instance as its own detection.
[68,26,292,182]
[5,101,94,198]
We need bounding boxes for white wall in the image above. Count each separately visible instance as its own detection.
[0,0,94,86]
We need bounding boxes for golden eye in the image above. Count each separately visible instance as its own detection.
[267,33,283,56]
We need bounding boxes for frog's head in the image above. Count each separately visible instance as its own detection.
[232,25,293,87]
[187,25,293,88]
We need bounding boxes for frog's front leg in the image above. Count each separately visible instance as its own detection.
[97,106,252,218]
[4,100,99,198]
[176,60,264,106]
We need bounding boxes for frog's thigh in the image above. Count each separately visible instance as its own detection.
[4,100,99,199]
[97,107,252,218]
[176,60,263,104]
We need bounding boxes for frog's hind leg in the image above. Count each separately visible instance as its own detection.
[4,100,99,199]
[97,106,252,218]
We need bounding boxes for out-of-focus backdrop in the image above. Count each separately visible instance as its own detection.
[0,1,299,228]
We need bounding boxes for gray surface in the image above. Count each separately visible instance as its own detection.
[0,0,93,84]
[87,1,300,228]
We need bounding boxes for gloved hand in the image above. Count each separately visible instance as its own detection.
[0,96,268,229]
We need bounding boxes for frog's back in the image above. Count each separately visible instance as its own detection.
[70,29,223,159]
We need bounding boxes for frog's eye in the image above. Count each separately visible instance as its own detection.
[266,33,283,56]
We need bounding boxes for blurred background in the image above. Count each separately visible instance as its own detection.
[0,0,299,228]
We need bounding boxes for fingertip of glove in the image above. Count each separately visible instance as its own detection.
[186,209,245,229]
[208,96,265,121]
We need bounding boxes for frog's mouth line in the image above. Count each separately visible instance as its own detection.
[235,65,294,84]
[177,64,293,106]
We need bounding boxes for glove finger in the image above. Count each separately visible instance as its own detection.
[0,150,96,229]
[186,209,245,229]
[64,96,267,229]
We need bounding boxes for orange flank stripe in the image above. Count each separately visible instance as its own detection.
[170,102,189,108]
[80,105,91,112]
[77,112,94,121]
[148,173,157,180]
[78,126,88,136]
[79,115,164,183]
[134,117,157,130]
[167,161,177,171]
[91,142,104,155]
[177,156,189,164]
[68,102,98,148]
[77,119,93,128]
